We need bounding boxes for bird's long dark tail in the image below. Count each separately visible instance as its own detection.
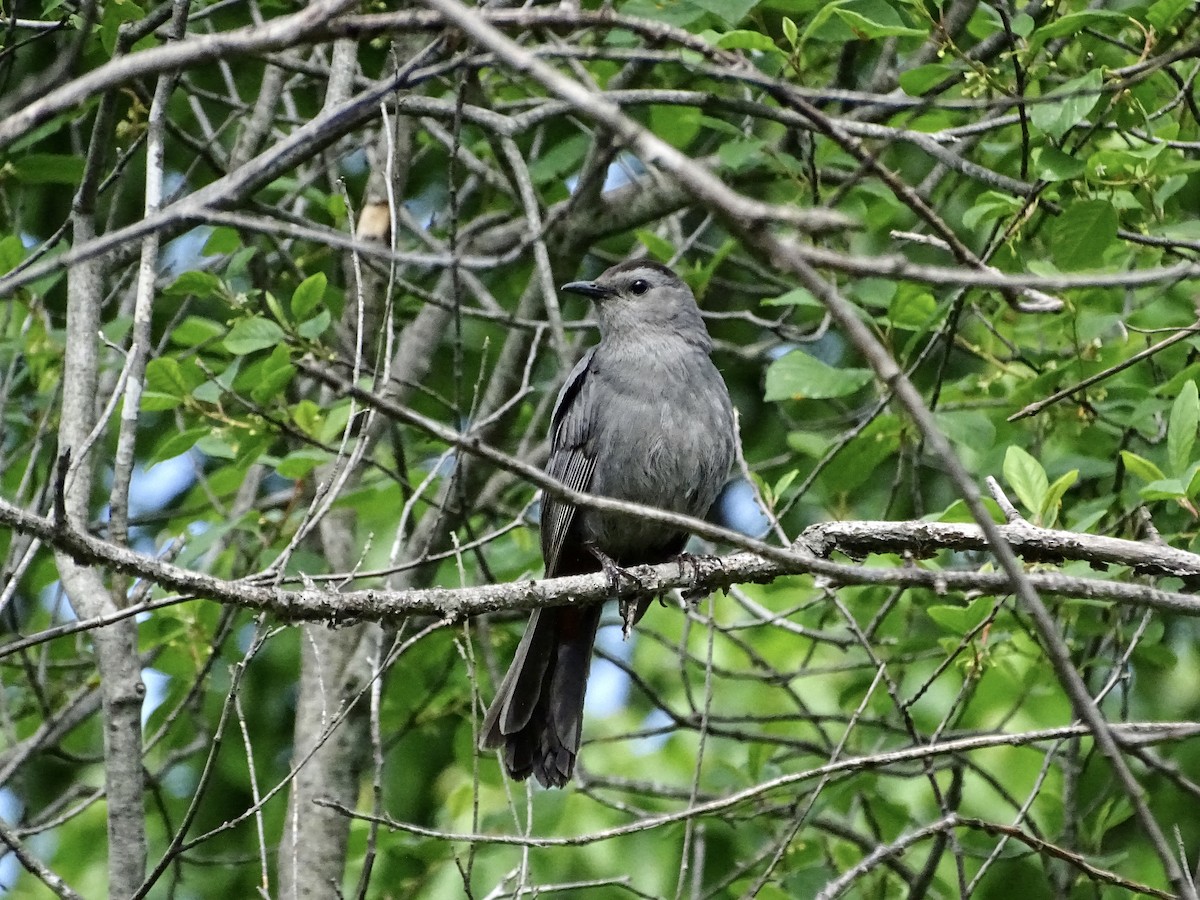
[481,604,602,787]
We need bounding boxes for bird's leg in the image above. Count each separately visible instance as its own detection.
[585,542,646,638]
[586,541,635,592]
[676,551,722,603]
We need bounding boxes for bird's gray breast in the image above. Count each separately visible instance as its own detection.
[581,342,735,557]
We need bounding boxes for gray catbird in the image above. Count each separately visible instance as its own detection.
[480,260,736,787]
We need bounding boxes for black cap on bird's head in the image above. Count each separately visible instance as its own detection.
[561,260,709,346]
[561,259,682,301]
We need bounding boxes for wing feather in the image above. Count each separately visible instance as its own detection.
[540,349,597,577]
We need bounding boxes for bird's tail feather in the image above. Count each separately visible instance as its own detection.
[480,605,602,787]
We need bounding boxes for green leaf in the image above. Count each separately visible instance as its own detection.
[761,288,822,309]
[1038,469,1078,529]
[938,410,996,456]
[714,30,780,52]
[718,138,767,172]
[634,229,675,262]
[195,433,236,460]
[527,134,588,185]
[1051,199,1117,270]
[292,399,322,438]
[963,191,1023,230]
[263,290,288,327]
[1155,174,1188,211]
[291,273,328,319]
[226,245,257,279]
[1120,450,1166,483]
[1003,445,1048,520]
[698,116,742,137]
[688,0,759,26]
[1134,641,1178,670]
[10,153,85,185]
[193,372,227,404]
[963,595,996,631]
[898,64,954,97]
[163,270,223,300]
[148,427,208,466]
[800,0,851,43]
[0,235,24,274]
[1141,478,1187,501]
[1068,501,1108,534]
[276,449,328,480]
[1168,380,1198,476]
[832,8,925,38]
[1088,142,1166,185]
[1032,147,1085,182]
[318,402,353,443]
[927,605,967,634]
[140,391,184,412]
[99,0,143,54]
[784,868,838,898]
[928,598,994,635]
[297,309,331,341]
[170,316,225,347]
[771,469,799,504]
[233,430,271,467]
[764,350,873,401]
[250,346,296,404]
[1148,0,1190,33]
[886,289,936,329]
[224,316,285,355]
[614,0,706,27]
[1028,11,1128,48]
[819,416,901,493]
[144,357,205,403]
[649,104,702,149]
[786,430,829,459]
[202,226,241,256]
[931,498,1004,525]
[803,0,919,42]
[686,237,736,299]
[326,193,347,222]
[781,16,798,47]
[851,277,894,310]
[1029,69,1103,142]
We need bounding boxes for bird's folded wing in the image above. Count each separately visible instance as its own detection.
[541,348,597,578]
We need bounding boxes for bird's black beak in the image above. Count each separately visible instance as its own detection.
[561,280,612,300]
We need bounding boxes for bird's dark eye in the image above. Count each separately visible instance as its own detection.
[630,279,649,296]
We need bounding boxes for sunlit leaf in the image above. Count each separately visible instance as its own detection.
[224,316,285,355]
[1121,451,1166,483]
[1051,199,1117,270]
[1168,380,1198,476]
[1003,445,1048,520]
[764,350,873,401]
[1030,69,1104,141]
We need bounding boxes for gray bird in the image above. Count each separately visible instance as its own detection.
[480,260,737,787]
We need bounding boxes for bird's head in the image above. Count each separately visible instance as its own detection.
[561,260,710,348]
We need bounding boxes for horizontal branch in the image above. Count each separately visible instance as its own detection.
[4,361,1200,653]
[325,721,1200,847]
[3,480,1200,663]
[0,6,890,152]
[804,519,1200,581]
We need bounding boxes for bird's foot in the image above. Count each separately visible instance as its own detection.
[676,551,722,603]
[620,598,642,639]
[586,542,642,592]
[585,542,646,639]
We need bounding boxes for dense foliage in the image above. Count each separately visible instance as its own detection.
[5,0,1200,897]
